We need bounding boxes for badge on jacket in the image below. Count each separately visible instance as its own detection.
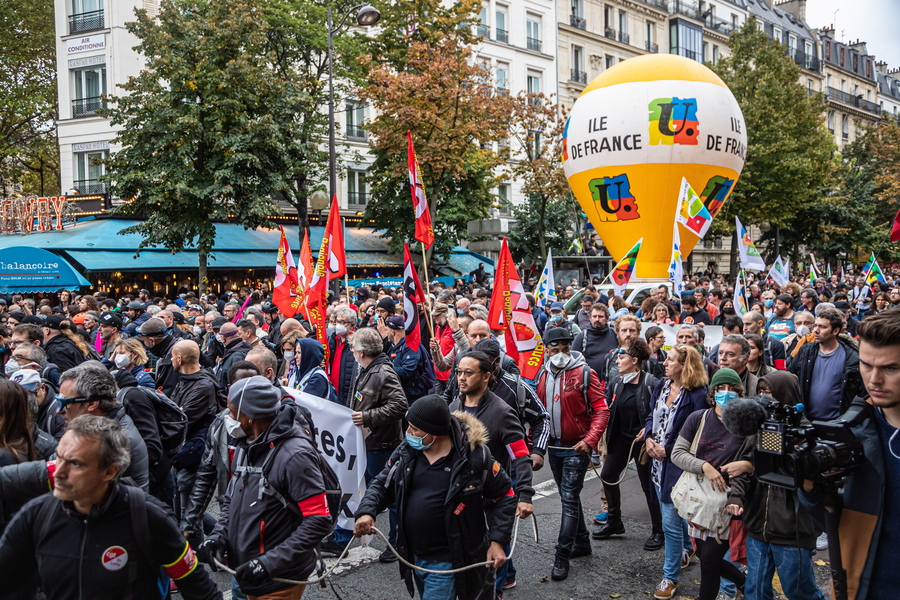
[102,546,128,571]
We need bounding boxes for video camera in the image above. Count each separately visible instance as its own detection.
[722,397,866,489]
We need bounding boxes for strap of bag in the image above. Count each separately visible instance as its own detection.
[689,410,710,455]
[581,365,592,415]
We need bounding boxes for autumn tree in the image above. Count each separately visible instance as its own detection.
[101,0,291,291]
[710,18,834,273]
[355,0,512,259]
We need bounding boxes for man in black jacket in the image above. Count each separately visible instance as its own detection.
[572,304,618,376]
[215,322,252,389]
[198,376,333,598]
[0,415,223,600]
[354,396,516,600]
[42,314,86,373]
[138,317,180,397]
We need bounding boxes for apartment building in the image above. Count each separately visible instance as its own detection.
[876,63,900,123]
[817,30,880,148]
[745,0,823,92]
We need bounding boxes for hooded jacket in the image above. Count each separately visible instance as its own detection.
[572,323,618,376]
[289,338,333,401]
[215,338,252,389]
[743,371,820,549]
[149,335,180,397]
[171,368,222,439]
[209,405,333,596]
[349,353,408,451]
[389,336,434,403]
[355,411,517,600]
[123,310,151,338]
[43,333,87,373]
[535,351,610,448]
[790,336,864,419]
[449,389,535,503]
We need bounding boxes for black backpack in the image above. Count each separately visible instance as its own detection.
[118,387,188,457]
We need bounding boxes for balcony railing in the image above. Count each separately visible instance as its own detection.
[669,0,701,20]
[619,31,630,44]
[346,125,367,141]
[68,9,104,34]
[72,96,106,118]
[703,14,735,35]
[570,14,586,30]
[476,24,490,38]
[842,131,849,140]
[570,69,587,84]
[791,49,821,72]
[73,179,106,194]
[825,86,882,115]
[604,27,617,40]
[526,37,542,52]
[496,28,508,43]
[646,41,659,53]
[680,49,699,61]
[638,0,668,9]
[347,192,368,206]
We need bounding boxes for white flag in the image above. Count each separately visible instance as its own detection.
[736,217,766,271]
[733,271,749,316]
[668,222,685,297]
[535,249,556,309]
[768,255,789,287]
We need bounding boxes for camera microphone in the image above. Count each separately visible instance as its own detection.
[721,395,770,437]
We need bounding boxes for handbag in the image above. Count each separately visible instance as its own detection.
[670,410,731,540]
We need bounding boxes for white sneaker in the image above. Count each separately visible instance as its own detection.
[715,593,736,600]
[816,532,829,551]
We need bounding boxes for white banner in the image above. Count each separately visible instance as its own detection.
[654,324,723,355]
[288,389,368,531]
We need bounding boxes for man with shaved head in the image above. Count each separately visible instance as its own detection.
[171,339,224,525]
[280,317,303,338]
[216,322,252,389]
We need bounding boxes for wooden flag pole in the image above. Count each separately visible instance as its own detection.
[420,241,435,338]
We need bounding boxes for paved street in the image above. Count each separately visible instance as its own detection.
[207,462,833,600]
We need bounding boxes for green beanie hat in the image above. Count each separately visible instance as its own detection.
[710,368,743,390]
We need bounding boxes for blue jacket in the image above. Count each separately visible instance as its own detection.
[123,311,151,338]
[388,338,433,403]
[643,380,709,503]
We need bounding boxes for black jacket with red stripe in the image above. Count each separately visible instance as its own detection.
[449,389,534,504]
[209,404,332,596]
[0,483,221,600]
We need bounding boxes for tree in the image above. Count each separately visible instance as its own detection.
[0,0,58,196]
[101,0,294,292]
[355,0,513,259]
[710,18,835,274]
[505,93,578,262]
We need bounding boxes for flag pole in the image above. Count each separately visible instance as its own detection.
[420,241,435,338]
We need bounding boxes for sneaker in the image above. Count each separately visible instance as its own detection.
[681,548,696,569]
[653,578,678,599]
[715,593,736,600]
[592,512,608,525]
[319,537,346,557]
[502,580,517,590]
[551,555,570,581]
[591,450,602,466]
[379,547,398,563]
[816,532,829,551]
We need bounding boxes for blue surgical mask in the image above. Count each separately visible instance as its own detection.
[764,299,774,308]
[715,390,738,408]
[405,432,433,450]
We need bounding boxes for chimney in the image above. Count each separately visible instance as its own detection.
[849,40,868,55]
[875,61,888,75]
[774,0,806,21]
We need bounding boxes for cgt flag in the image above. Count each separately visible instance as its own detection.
[402,243,426,352]
[535,249,556,309]
[273,225,307,319]
[611,238,642,298]
[736,217,766,271]
[307,196,346,370]
[487,238,544,380]
[408,131,435,249]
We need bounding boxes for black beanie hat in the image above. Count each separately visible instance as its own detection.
[407,395,452,437]
[376,297,396,314]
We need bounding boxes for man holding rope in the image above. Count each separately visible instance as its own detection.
[353,395,517,600]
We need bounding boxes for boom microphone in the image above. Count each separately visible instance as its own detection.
[721,395,770,437]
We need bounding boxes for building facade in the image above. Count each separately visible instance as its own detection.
[876,63,900,123]
[817,30,880,148]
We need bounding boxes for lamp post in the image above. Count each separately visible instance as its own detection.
[327,4,381,201]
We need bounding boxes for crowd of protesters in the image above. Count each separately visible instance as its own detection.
[0,260,897,600]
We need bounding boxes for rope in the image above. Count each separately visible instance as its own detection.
[546,437,642,486]
[213,515,537,584]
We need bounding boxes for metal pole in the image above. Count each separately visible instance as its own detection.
[327,6,336,202]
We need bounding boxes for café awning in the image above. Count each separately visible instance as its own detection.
[0,246,91,292]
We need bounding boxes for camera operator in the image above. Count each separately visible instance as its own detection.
[800,307,900,599]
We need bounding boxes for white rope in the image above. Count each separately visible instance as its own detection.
[546,437,642,486]
[213,515,537,584]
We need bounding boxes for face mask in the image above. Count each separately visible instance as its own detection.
[283,351,296,364]
[216,334,224,344]
[193,326,202,336]
[405,432,433,450]
[622,372,640,384]
[549,352,571,370]
[224,415,246,440]
[457,309,465,316]
[4,361,21,375]
[715,390,738,408]
[723,307,735,314]
[796,325,811,337]
[326,325,336,336]
[114,354,131,370]
[334,324,348,336]
[550,314,564,324]
[764,299,774,308]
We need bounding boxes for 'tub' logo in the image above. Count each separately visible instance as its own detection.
[648,97,699,145]
[700,175,735,220]
[587,174,639,222]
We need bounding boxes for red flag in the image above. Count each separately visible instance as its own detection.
[323,194,346,279]
[892,207,900,242]
[307,198,345,370]
[298,228,313,291]
[273,225,307,319]
[408,131,435,249]
[402,243,426,351]
[487,238,544,380]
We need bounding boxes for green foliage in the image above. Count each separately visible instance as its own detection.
[101,0,294,289]
[0,0,58,195]
[508,192,579,264]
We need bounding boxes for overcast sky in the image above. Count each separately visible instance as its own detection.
[804,0,899,66]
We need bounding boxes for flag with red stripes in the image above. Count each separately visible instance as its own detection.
[402,243,426,352]
[408,131,434,249]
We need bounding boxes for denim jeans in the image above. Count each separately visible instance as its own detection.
[231,575,249,600]
[412,557,456,600]
[657,485,692,582]
[745,536,827,600]
[366,449,398,545]
[548,446,591,556]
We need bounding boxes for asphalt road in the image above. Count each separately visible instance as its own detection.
[206,462,834,600]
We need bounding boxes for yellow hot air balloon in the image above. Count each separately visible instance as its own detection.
[563,54,746,279]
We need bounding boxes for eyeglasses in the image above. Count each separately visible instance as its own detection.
[57,396,90,411]
[614,348,633,356]
[457,369,483,378]
[547,340,570,347]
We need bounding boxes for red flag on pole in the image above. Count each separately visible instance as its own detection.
[891,207,900,242]
[402,243,426,351]
[408,131,435,249]
[324,194,346,279]
[273,225,307,319]
[487,238,544,380]
[307,197,345,370]
[298,228,313,292]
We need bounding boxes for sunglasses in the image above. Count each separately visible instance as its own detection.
[547,340,571,347]
[57,396,91,411]
[614,348,633,356]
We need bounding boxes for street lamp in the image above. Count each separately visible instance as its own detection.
[327,4,381,201]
